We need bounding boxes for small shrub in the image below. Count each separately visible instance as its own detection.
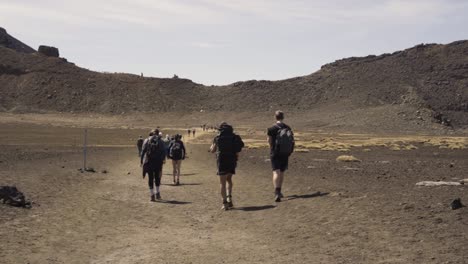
[336,155,361,162]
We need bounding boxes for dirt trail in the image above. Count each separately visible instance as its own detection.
[1,124,467,264]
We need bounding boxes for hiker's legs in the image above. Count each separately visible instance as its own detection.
[172,160,177,183]
[176,160,181,180]
[155,169,161,192]
[273,169,285,197]
[226,174,233,197]
[219,175,228,202]
[273,169,283,189]
[148,172,155,199]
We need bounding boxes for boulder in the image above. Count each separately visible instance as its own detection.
[38,45,59,57]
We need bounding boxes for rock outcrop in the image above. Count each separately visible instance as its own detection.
[38,45,59,57]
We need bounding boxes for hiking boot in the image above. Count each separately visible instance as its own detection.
[150,195,156,202]
[176,181,180,186]
[221,203,229,211]
[279,193,284,199]
[227,195,234,208]
[156,192,161,200]
[275,194,281,202]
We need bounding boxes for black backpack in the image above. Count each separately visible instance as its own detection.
[146,136,164,160]
[170,141,183,159]
[274,125,294,155]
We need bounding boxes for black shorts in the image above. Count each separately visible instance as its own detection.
[271,154,289,172]
[217,153,237,176]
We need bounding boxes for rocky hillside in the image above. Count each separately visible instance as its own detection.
[0,28,467,129]
[0,27,35,54]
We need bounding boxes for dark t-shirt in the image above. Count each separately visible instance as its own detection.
[267,122,292,152]
[137,138,144,148]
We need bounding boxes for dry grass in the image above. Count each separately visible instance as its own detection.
[241,130,467,152]
[336,155,361,162]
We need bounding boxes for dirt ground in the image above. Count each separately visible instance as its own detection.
[0,117,467,264]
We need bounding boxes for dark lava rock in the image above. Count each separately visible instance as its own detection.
[38,45,59,57]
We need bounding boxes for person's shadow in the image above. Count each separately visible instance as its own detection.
[286,191,329,201]
[161,183,202,186]
[156,200,191,205]
[233,205,276,211]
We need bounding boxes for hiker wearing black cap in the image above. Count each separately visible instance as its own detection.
[267,111,295,202]
[210,122,244,210]
[140,129,167,201]
[168,134,186,185]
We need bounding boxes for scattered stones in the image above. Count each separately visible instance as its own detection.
[416,181,462,186]
[0,186,32,208]
[450,198,463,210]
[78,167,96,173]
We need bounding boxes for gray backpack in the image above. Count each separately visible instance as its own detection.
[274,125,294,155]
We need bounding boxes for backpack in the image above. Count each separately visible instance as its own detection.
[146,136,164,160]
[170,141,183,159]
[217,134,244,154]
[233,134,244,153]
[274,125,294,155]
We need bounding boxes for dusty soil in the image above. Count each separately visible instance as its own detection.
[0,117,467,264]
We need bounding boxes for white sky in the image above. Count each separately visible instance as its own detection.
[1,0,467,85]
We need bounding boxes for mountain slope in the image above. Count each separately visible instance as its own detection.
[0,27,35,54]
[0,29,467,129]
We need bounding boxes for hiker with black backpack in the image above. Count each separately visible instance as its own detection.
[168,134,186,185]
[210,122,244,210]
[140,129,167,201]
[267,111,295,202]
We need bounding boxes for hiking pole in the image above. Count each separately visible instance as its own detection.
[83,128,88,171]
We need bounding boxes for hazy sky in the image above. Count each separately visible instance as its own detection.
[1,0,467,85]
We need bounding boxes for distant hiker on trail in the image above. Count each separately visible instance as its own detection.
[192,129,196,137]
[141,129,166,201]
[267,111,294,202]
[137,136,144,157]
[187,129,191,137]
[210,122,244,210]
[168,134,186,185]
[163,134,171,155]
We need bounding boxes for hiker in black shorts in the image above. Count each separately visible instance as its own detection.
[192,129,196,137]
[168,134,186,185]
[140,129,166,201]
[267,111,295,202]
[210,122,244,210]
[137,135,144,157]
[187,129,191,137]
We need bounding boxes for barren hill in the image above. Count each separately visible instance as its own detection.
[0,27,35,54]
[0,28,467,131]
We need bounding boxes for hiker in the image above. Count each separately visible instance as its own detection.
[137,135,144,157]
[187,129,191,137]
[163,134,171,154]
[140,129,166,201]
[168,134,186,185]
[192,129,196,137]
[267,110,295,202]
[210,122,244,210]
